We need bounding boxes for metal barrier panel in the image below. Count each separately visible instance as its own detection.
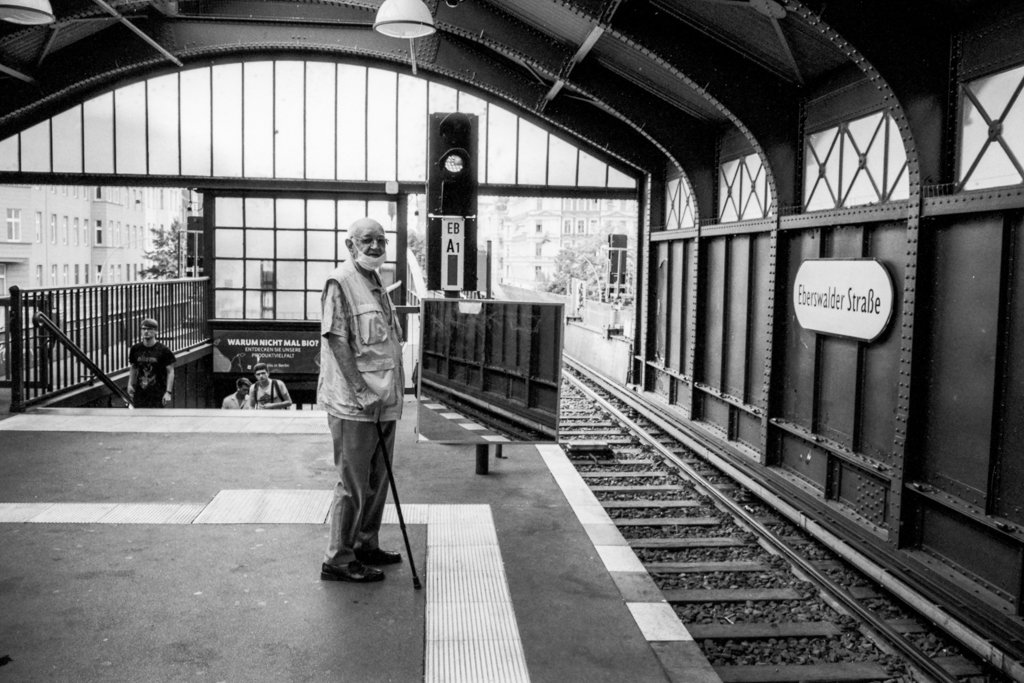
[419,299,563,443]
[7,279,209,411]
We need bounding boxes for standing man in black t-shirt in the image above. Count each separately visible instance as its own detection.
[127,318,177,408]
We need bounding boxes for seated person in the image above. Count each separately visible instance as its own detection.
[222,378,252,409]
[249,363,293,410]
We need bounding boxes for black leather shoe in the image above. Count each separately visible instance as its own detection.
[320,560,385,582]
[355,547,402,565]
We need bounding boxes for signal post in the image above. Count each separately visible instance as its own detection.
[425,112,492,473]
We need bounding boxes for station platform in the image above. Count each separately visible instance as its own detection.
[0,397,719,683]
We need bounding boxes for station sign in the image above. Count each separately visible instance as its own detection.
[793,259,894,342]
[439,215,465,291]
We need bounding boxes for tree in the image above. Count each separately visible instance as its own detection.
[141,219,184,279]
[544,234,607,297]
[543,229,637,304]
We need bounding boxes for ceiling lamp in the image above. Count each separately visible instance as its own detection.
[0,0,55,24]
[373,0,436,39]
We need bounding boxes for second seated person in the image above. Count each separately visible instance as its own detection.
[249,363,292,410]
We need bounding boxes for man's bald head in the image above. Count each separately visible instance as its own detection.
[347,217,384,243]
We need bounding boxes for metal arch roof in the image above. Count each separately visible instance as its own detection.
[0,0,1012,191]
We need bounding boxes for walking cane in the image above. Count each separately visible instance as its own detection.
[374,421,422,590]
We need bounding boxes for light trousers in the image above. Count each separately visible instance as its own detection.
[324,416,396,565]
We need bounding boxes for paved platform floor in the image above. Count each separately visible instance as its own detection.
[0,399,719,682]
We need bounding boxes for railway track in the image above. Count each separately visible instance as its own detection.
[560,361,1013,683]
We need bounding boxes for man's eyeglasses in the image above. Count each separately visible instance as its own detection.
[356,236,389,247]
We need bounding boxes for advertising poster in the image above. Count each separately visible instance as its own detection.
[213,329,321,375]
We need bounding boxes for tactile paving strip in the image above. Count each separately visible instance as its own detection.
[424,504,529,683]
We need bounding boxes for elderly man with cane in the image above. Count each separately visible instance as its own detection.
[318,217,418,586]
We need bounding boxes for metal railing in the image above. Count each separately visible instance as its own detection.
[33,312,134,408]
[7,278,210,412]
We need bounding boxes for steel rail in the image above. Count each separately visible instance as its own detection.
[563,361,962,683]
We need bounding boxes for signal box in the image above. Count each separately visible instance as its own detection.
[426,112,478,292]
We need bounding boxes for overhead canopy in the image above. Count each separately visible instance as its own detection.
[0,0,1010,209]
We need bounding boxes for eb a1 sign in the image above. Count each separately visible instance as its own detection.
[793,259,894,342]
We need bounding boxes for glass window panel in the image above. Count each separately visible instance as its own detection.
[548,135,577,186]
[578,150,606,187]
[810,127,838,166]
[968,64,1024,120]
[217,229,244,258]
[1006,94,1024,168]
[180,67,212,176]
[805,178,833,212]
[0,135,17,171]
[886,117,908,198]
[215,259,243,288]
[337,200,367,232]
[385,235,397,261]
[487,106,517,183]
[397,74,427,182]
[245,197,274,228]
[276,198,304,229]
[215,290,243,319]
[114,81,147,174]
[337,64,367,180]
[307,231,335,259]
[719,160,740,222]
[681,192,696,229]
[960,96,989,183]
[428,82,458,112]
[306,61,336,180]
[84,92,114,173]
[889,165,909,201]
[276,261,305,289]
[841,133,874,205]
[847,112,883,154]
[216,197,244,227]
[147,73,180,175]
[367,69,398,181]
[742,154,767,219]
[306,291,323,321]
[337,232,351,259]
[51,106,83,173]
[367,200,395,228]
[277,231,304,259]
[277,292,305,320]
[246,259,275,289]
[274,60,305,179]
[517,119,548,185]
[457,92,488,181]
[307,261,334,288]
[967,143,1021,190]
[246,290,271,318]
[665,177,680,228]
[608,166,635,189]
[307,199,335,229]
[804,141,833,211]
[864,134,886,192]
[844,171,878,206]
[245,229,274,258]
[244,62,274,178]
[20,120,50,173]
[212,64,243,177]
